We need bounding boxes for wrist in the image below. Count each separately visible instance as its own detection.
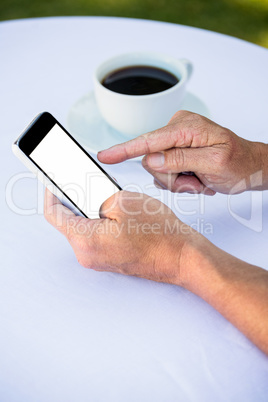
[173,231,215,289]
[175,233,227,295]
[248,141,268,190]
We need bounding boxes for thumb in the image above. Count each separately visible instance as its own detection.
[145,147,212,174]
[142,157,215,195]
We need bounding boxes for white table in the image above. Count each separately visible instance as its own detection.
[1,17,268,402]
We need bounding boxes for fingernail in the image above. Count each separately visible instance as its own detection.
[205,189,216,196]
[147,152,165,168]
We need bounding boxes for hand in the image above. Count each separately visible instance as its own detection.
[98,111,268,194]
[44,188,268,354]
[44,189,200,285]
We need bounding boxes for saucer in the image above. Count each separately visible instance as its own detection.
[67,91,210,161]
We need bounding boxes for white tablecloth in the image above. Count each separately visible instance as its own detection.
[1,17,268,401]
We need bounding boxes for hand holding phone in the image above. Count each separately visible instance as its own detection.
[12,112,122,219]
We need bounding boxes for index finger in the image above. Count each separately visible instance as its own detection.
[44,189,108,239]
[44,189,78,235]
[97,111,226,164]
[97,125,181,164]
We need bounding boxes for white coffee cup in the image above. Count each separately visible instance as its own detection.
[93,52,192,138]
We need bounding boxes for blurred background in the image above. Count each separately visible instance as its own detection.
[0,0,268,48]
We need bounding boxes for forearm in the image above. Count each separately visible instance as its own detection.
[178,237,268,355]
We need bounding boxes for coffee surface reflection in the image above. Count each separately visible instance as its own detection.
[102,66,179,95]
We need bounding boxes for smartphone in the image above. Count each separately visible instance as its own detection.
[12,112,122,219]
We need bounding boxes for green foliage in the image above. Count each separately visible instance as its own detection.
[1,0,268,48]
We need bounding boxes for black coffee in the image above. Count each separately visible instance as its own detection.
[102,66,179,95]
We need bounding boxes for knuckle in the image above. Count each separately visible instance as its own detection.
[77,254,93,269]
[189,114,208,135]
[66,229,74,243]
[224,130,238,151]
[78,236,90,252]
[211,148,231,170]
[75,239,97,269]
[65,217,83,242]
[191,112,204,124]
[100,192,120,216]
[170,177,184,193]
[139,133,151,154]
[172,110,191,120]
[170,183,179,193]
[165,148,185,170]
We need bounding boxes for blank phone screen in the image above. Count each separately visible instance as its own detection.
[29,124,120,218]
